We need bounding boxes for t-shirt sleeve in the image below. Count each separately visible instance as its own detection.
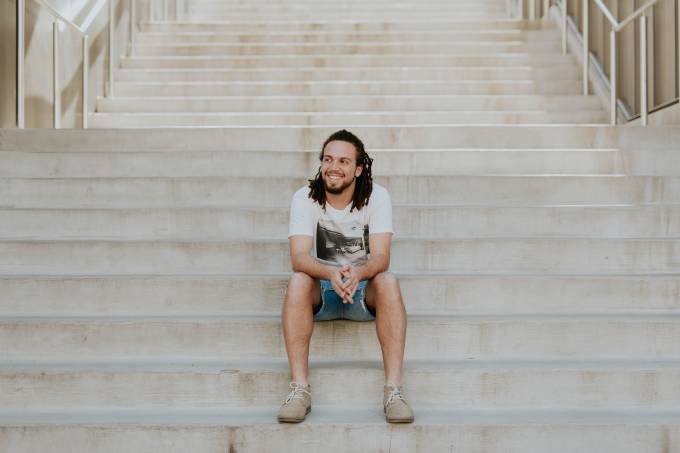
[288,188,316,237]
[368,186,394,235]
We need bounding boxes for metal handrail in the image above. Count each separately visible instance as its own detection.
[520,0,674,126]
[579,0,666,125]
[17,0,137,128]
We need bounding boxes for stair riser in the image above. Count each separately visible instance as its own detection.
[4,367,680,408]
[2,176,678,208]
[1,275,678,316]
[0,149,625,177]
[1,239,678,274]
[183,6,506,14]
[3,318,680,360]
[135,32,557,45]
[181,13,508,21]
[96,95,603,113]
[16,149,680,177]
[89,111,607,127]
[113,81,583,97]
[114,67,580,82]
[141,21,546,33]
[2,205,678,240]
[2,125,677,154]
[132,43,561,56]
[4,425,677,453]
[120,54,576,69]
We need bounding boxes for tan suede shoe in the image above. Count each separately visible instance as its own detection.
[383,385,414,423]
[278,382,312,423]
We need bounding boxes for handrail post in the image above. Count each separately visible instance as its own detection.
[82,34,89,129]
[583,0,589,95]
[53,20,60,128]
[543,0,549,20]
[108,0,115,97]
[562,0,567,54]
[18,0,25,128]
[529,0,536,20]
[640,13,648,126]
[610,29,617,124]
[520,0,524,19]
[164,0,168,20]
[130,0,136,56]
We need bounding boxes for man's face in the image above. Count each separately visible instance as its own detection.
[321,140,363,195]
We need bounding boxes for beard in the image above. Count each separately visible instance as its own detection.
[323,174,355,195]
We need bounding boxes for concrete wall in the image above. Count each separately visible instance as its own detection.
[0,0,16,128]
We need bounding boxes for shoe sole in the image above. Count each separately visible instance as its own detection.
[387,417,415,423]
[278,406,312,423]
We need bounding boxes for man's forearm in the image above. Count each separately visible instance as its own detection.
[355,253,390,281]
[291,253,335,281]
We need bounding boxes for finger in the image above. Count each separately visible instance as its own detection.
[347,281,359,299]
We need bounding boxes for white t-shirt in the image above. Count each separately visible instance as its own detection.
[288,183,393,267]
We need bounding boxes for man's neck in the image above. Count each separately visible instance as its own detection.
[325,187,354,210]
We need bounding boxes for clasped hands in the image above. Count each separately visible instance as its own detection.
[330,265,361,304]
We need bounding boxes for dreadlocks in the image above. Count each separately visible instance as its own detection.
[308,129,374,212]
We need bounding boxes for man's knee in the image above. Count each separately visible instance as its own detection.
[287,272,316,292]
[371,272,400,295]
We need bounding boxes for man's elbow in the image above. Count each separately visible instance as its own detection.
[378,254,390,273]
[290,257,302,273]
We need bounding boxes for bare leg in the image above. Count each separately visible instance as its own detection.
[281,272,320,386]
[365,272,407,387]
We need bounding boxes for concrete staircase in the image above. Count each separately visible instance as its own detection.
[2,1,680,452]
[91,0,608,127]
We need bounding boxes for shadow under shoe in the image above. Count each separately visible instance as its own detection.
[278,382,312,423]
[383,385,415,423]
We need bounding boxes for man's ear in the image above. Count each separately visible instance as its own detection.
[355,165,363,178]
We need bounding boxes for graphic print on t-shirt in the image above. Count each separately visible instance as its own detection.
[316,216,370,267]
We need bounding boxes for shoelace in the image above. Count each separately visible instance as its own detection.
[284,382,311,405]
[385,387,405,406]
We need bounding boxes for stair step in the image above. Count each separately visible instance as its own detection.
[6,126,677,152]
[120,53,576,69]
[96,94,603,113]
[113,66,581,82]
[1,238,678,274]
[140,20,548,33]
[134,30,558,44]
[2,175,678,207]
[1,205,678,240]
[180,13,509,21]
[1,273,678,317]
[3,407,679,453]
[131,42,561,56]
[4,359,680,409]
[3,314,680,360]
[14,148,680,177]
[113,80,584,96]
[89,111,608,127]
[0,149,627,177]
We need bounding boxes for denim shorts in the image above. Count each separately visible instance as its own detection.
[313,279,376,322]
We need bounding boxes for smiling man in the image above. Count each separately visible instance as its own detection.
[278,129,414,424]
